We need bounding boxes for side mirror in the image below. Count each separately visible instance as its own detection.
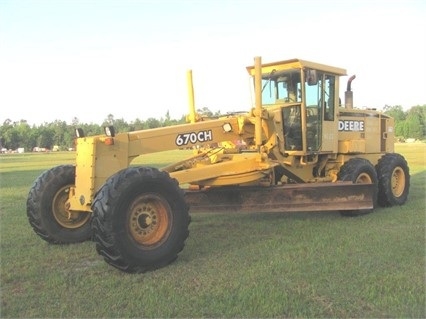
[104,126,116,137]
[75,128,85,138]
[306,69,318,86]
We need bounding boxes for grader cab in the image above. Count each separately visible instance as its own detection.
[27,57,410,273]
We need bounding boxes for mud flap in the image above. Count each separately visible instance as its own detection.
[184,182,374,213]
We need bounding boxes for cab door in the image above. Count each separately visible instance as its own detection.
[304,72,338,153]
[320,74,338,152]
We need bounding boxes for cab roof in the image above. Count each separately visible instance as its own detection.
[246,58,347,76]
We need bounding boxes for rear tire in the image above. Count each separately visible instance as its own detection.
[338,158,378,217]
[26,165,92,244]
[376,153,410,207]
[91,167,190,273]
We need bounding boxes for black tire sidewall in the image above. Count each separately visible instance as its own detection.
[27,165,92,243]
[338,158,379,215]
[376,154,410,206]
[93,167,190,272]
[115,180,187,265]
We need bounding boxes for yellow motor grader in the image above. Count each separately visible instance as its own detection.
[27,57,410,273]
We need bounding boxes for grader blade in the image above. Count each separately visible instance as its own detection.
[185,182,374,213]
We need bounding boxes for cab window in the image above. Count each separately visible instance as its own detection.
[261,71,302,104]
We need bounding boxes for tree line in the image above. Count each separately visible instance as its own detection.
[0,105,424,152]
[0,108,218,152]
[382,105,425,140]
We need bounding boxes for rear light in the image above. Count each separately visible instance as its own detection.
[104,137,114,145]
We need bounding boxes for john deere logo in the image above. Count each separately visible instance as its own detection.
[338,120,364,132]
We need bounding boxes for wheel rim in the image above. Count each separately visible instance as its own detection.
[52,185,91,229]
[391,166,406,197]
[128,194,171,247]
[355,172,372,184]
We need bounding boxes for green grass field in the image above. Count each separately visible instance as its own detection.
[0,144,425,318]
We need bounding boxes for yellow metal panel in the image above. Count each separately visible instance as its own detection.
[338,140,366,153]
[69,135,132,212]
[94,134,130,181]
[321,121,338,152]
[169,153,273,186]
[69,137,97,212]
[127,117,243,156]
[384,117,395,153]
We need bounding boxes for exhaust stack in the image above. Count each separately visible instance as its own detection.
[345,75,356,109]
[254,56,262,149]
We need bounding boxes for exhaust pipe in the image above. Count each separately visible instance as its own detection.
[345,75,356,109]
[254,56,262,149]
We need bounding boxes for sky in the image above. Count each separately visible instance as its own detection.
[1,0,425,126]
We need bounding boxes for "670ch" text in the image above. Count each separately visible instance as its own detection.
[175,130,213,146]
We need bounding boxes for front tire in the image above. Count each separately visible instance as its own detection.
[338,158,378,217]
[91,167,190,273]
[26,165,92,244]
[376,153,410,207]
